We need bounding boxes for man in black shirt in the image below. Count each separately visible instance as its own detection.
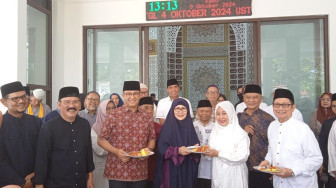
[0,81,41,187]
[33,86,94,188]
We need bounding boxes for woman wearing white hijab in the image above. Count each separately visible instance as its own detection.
[91,100,116,188]
[205,101,250,188]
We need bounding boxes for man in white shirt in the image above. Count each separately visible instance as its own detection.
[193,100,215,188]
[194,84,219,123]
[259,88,322,188]
[328,121,336,187]
[155,78,193,125]
[263,87,304,122]
[235,84,267,114]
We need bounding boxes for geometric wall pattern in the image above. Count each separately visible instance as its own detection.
[148,23,254,108]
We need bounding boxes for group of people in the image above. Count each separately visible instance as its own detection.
[0,79,335,188]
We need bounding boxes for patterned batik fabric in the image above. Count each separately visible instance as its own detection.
[99,105,156,181]
[238,108,274,171]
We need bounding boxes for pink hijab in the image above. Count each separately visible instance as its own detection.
[92,100,115,134]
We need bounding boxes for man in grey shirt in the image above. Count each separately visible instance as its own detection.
[78,91,100,127]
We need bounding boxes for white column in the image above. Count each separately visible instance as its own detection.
[0,0,27,112]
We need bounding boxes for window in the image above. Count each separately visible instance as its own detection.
[27,5,48,85]
[86,28,140,100]
[260,19,326,122]
[27,0,52,106]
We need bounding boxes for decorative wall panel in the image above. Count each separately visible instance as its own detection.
[183,58,229,110]
[148,23,254,106]
[165,26,181,53]
[186,24,226,44]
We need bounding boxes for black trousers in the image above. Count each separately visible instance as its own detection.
[248,171,273,188]
[109,180,147,188]
[195,178,211,188]
[328,175,336,188]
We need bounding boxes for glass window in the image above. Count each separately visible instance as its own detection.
[87,28,140,100]
[260,19,325,123]
[29,0,51,10]
[27,5,48,85]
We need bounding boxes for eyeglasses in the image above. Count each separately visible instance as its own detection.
[6,94,28,102]
[61,100,80,106]
[206,91,218,95]
[140,91,149,95]
[86,98,100,103]
[320,98,331,102]
[174,107,187,113]
[273,103,292,108]
[124,92,140,97]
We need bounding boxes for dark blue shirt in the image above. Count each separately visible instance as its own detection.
[41,109,60,125]
[33,116,94,187]
[0,112,41,187]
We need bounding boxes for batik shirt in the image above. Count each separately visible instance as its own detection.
[99,105,156,181]
[238,108,274,171]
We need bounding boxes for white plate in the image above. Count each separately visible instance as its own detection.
[253,166,281,173]
[186,146,200,150]
[126,151,154,158]
[187,146,208,153]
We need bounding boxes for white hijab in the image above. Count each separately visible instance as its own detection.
[209,101,246,153]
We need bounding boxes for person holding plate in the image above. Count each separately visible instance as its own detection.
[205,101,250,188]
[98,81,156,188]
[259,88,322,188]
[153,98,200,188]
[193,99,215,188]
[137,96,162,188]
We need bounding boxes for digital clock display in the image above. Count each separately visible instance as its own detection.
[146,0,252,21]
[148,1,178,12]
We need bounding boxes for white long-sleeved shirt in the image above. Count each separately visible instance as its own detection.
[328,121,336,178]
[265,117,322,188]
[193,121,215,179]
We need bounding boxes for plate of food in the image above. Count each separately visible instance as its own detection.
[253,166,282,173]
[187,145,210,153]
[126,149,154,158]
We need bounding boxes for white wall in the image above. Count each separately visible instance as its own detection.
[0,0,27,113]
[52,0,336,107]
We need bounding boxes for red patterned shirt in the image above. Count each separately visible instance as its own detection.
[99,105,156,181]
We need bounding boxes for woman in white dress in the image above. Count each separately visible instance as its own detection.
[91,100,116,188]
[205,101,250,188]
